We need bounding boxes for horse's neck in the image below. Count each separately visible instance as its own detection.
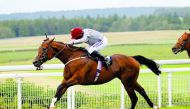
[51,42,71,63]
[52,41,86,64]
[187,50,190,58]
[185,34,190,58]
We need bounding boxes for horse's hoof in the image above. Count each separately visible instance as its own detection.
[48,105,56,109]
[153,105,159,109]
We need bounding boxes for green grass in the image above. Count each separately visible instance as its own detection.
[102,44,188,59]
[0,30,184,49]
[145,106,190,109]
[60,69,189,108]
[0,51,36,64]
[0,30,188,65]
[0,30,188,66]
[164,106,190,109]
[0,44,188,65]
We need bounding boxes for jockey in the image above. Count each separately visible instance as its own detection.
[68,27,111,67]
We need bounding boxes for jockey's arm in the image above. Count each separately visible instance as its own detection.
[72,35,88,44]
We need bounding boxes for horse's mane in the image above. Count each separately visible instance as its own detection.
[55,41,88,53]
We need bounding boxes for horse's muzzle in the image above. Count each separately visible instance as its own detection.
[33,60,42,67]
[172,47,181,54]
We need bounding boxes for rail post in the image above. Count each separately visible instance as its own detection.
[16,77,22,109]
[71,86,75,109]
[157,76,162,107]
[67,88,71,109]
[120,84,125,109]
[168,72,172,106]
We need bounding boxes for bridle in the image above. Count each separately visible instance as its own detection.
[35,39,88,70]
[178,35,190,51]
[40,33,68,61]
[40,43,68,62]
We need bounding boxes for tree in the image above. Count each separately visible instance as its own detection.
[0,27,15,38]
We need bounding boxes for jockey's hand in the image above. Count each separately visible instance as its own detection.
[67,40,74,45]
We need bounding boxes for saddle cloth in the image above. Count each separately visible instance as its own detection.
[94,60,102,82]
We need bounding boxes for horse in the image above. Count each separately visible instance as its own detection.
[33,37,161,109]
[172,30,190,58]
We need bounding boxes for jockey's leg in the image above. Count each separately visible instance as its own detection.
[91,51,111,67]
[91,51,106,61]
[90,51,111,69]
[87,38,111,66]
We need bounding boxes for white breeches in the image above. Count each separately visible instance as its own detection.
[87,37,108,54]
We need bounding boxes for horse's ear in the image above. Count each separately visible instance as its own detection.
[45,33,48,38]
[188,29,190,35]
[49,37,55,43]
[44,33,49,41]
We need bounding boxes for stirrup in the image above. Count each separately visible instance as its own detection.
[105,56,111,66]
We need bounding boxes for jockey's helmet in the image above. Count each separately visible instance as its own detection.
[70,27,83,39]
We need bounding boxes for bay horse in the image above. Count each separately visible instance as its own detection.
[172,30,190,58]
[33,37,161,109]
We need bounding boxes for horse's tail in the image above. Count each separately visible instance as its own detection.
[132,55,161,75]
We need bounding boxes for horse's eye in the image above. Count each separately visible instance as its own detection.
[183,39,188,42]
[42,48,47,51]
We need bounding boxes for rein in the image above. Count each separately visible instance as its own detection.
[39,43,67,64]
[52,44,68,59]
[43,42,88,66]
[51,44,87,66]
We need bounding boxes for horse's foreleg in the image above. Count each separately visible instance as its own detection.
[49,81,67,108]
[49,75,78,108]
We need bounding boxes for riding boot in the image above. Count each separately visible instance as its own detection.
[91,51,109,68]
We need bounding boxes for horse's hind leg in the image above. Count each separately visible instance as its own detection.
[134,82,157,108]
[121,78,138,109]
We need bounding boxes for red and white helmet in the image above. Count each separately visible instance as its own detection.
[70,27,83,39]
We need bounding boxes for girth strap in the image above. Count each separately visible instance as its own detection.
[64,57,86,66]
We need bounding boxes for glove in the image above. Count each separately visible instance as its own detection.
[67,40,74,45]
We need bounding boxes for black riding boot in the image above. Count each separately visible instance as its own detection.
[91,51,109,68]
[91,51,106,61]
